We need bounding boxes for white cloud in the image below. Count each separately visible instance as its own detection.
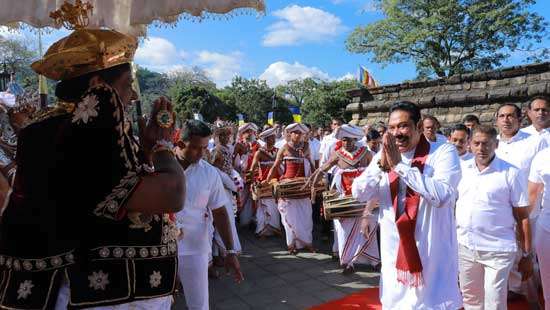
[263,5,347,47]
[337,72,356,81]
[135,37,184,66]
[195,51,243,87]
[259,61,331,87]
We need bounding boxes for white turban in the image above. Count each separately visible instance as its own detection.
[259,127,277,140]
[237,123,259,135]
[285,123,309,134]
[335,124,364,140]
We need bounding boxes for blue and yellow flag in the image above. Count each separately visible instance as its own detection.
[358,66,378,88]
[267,112,274,126]
[237,114,245,126]
[289,106,301,123]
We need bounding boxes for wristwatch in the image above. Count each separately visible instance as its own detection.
[227,249,238,255]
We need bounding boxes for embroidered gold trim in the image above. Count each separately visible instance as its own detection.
[0,251,75,272]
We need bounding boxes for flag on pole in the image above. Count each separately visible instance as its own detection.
[267,112,274,126]
[358,66,378,88]
[289,106,301,123]
[237,114,245,126]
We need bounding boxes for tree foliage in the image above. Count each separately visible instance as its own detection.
[275,78,319,106]
[301,79,356,126]
[217,77,291,125]
[346,0,549,78]
[170,85,235,123]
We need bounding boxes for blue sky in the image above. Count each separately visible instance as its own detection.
[5,0,550,88]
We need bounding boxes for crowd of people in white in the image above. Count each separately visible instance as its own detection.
[175,96,550,310]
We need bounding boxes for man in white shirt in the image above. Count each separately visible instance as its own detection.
[456,125,532,310]
[448,124,473,161]
[528,147,550,309]
[494,103,547,301]
[463,114,480,131]
[358,124,371,146]
[364,129,382,154]
[496,103,548,171]
[352,101,463,309]
[422,115,448,144]
[306,124,321,169]
[520,96,550,143]
[175,120,243,310]
[319,117,343,166]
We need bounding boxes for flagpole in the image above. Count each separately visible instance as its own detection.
[38,29,48,110]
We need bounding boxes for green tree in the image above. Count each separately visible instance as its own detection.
[275,78,319,106]
[135,67,170,115]
[0,34,40,92]
[218,76,290,125]
[346,0,549,78]
[301,79,356,126]
[170,85,235,123]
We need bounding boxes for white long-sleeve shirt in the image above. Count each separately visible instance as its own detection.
[352,141,462,309]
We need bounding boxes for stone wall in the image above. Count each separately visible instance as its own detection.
[346,62,550,127]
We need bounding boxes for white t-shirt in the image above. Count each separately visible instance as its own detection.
[456,156,528,252]
[309,138,321,162]
[319,133,337,166]
[520,125,550,145]
[460,152,474,162]
[177,160,230,255]
[497,130,548,172]
[529,148,550,232]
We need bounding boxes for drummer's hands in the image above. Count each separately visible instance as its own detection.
[225,254,244,283]
[138,97,176,161]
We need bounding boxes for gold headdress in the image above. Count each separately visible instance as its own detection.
[31,0,138,81]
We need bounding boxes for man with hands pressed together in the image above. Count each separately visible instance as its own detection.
[353,101,462,309]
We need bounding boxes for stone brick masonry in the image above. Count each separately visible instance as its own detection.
[346,62,550,127]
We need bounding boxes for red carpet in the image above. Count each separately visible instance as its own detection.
[309,287,538,310]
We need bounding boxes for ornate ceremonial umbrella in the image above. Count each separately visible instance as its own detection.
[0,0,266,36]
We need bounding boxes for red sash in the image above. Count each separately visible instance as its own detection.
[388,135,430,287]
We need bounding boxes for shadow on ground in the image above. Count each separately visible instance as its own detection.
[173,223,380,310]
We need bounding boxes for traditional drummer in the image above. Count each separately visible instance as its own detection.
[265,123,316,254]
[249,127,282,237]
[233,122,260,227]
[307,124,380,274]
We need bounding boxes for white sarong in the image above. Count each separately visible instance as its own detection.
[256,197,281,236]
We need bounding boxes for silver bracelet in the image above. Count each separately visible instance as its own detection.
[226,249,238,255]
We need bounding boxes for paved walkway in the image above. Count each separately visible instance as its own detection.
[174,225,380,309]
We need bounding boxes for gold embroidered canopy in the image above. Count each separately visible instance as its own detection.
[0,0,266,36]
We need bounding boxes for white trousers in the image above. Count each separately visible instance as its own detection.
[536,224,550,310]
[458,245,516,310]
[178,254,209,310]
[54,280,172,309]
